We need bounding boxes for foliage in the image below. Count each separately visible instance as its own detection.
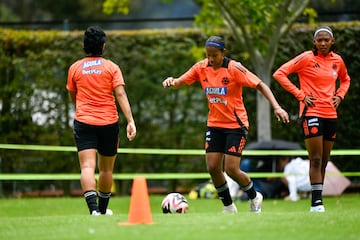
[102,0,130,15]
[0,23,359,195]
[96,0,358,141]
[193,0,312,141]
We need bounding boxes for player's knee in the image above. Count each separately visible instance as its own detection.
[310,157,322,168]
[206,164,221,175]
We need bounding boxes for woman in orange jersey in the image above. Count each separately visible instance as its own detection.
[163,36,289,213]
[67,26,136,215]
[273,26,350,212]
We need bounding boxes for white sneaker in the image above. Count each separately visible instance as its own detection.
[250,192,263,213]
[104,209,113,215]
[284,195,300,201]
[222,203,238,214]
[310,205,325,212]
[91,210,101,216]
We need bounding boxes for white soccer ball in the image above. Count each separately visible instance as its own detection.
[161,192,188,214]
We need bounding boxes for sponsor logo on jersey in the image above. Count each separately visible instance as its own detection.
[205,87,227,95]
[82,59,102,68]
[82,69,102,75]
[208,97,227,105]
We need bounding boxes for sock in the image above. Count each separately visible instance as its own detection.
[241,181,257,200]
[311,184,323,206]
[215,182,233,206]
[98,191,111,214]
[84,190,98,214]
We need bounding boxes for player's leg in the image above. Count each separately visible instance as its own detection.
[302,116,326,212]
[311,118,336,212]
[224,155,248,184]
[223,129,262,212]
[322,140,334,181]
[306,136,323,183]
[305,136,325,212]
[78,149,99,215]
[205,127,237,213]
[73,120,99,215]
[206,152,236,211]
[98,154,116,215]
[206,152,226,186]
[224,154,262,212]
[96,122,119,215]
[322,118,337,183]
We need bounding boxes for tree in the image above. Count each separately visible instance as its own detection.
[195,0,313,141]
[102,0,311,141]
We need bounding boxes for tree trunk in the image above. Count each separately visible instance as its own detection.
[256,68,272,141]
[256,91,271,141]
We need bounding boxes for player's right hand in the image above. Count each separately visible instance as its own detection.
[162,77,175,88]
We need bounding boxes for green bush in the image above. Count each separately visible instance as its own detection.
[0,23,359,186]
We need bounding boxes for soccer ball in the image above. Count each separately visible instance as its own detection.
[161,193,188,214]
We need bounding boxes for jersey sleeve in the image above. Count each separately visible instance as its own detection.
[179,61,204,85]
[231,61,261,88]
[273,52,309,101]
[66,62,78,92]
[110,61,125,88]
[335,57,351,99]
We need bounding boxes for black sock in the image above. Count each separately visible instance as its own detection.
[98,191,111,214]
[215,182,233,206]
[311,184,323,206]
[241,181,257,200]
[84,190,98,214]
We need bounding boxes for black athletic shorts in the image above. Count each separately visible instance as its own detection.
[302,116,337,141]
[205,127,248,157]
[73,119,119,156]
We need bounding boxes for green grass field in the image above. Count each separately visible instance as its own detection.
[1,194,359,240]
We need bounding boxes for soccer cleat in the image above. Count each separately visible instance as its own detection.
[91,210,101,216]
[310,205,325,212]
[104,209,113,215]
[222,203,238,214]
[250,192,263,213]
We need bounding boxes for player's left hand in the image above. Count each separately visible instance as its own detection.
[274,107,290,123]
[333,95,342,108]
[127,121,136,141]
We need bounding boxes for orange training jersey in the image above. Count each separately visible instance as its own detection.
[273,50,350,118]
[180,57,261,129]
[67,57,125,126]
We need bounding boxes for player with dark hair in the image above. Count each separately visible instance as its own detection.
[163,35,289,213]
[273,26,351,212]
[67,26,136,215]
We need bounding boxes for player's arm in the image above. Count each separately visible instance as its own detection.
[163,63,201,88]
[68,90,76,103]
[272,54,308,102]
[335,59,351,100]
[162,77,185,88]
[333,60,350,108]
[114,84,136,141]
[256,82,290,123]
[66,66,77,103]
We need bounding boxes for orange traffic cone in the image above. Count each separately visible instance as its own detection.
[118,176,153,225]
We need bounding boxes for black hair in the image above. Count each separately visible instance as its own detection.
[205,36,225,50]
[312,26,335,56]
[83,26,106,56]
